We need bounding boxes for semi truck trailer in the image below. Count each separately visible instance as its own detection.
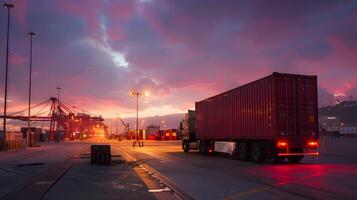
[182,72,319,163]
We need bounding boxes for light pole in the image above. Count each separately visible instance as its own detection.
[130,91,148,141]
[27,32,35,144]
[115,117,118,136]
[2,3,14,151]
[55,87,61,142]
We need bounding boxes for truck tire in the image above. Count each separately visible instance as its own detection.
[250,143,265,163]
[199,140,208,155]
[183,141,189,153]
[287,156,304,163]
[238,142,250,161]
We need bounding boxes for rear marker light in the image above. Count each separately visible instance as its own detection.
[308,141,319,147]
[277,141,288,148]
[208,149,213,153]
[278,152,319,156]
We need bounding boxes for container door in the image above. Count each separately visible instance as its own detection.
[276,75,317,137]
[297,77,318,136]
[286,76,298,136]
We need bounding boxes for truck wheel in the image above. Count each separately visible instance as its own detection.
[238,142,250,161]
[287,156,304,163]
[199,140,207,155]
[182,140,186,150]
[250,143,265,163]
[183,141,189,153]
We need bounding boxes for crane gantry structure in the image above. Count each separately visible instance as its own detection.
[117,116,130,137]
[0,97,107,140]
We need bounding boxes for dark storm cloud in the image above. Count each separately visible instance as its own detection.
[0,0,356,117]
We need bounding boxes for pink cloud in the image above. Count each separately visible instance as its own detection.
[106,1,136,20]
[11,0,28,27]
[9,53,26,65]
[3,0,357,120]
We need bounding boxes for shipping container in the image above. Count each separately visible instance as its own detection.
[146,125,160,140]
[21,127,42,147]
[161,129,178,140]
[1,131,23,150]
[183,72,319,163]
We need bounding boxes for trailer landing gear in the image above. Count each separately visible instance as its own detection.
[199,140,208,155]
[183,140,189,153]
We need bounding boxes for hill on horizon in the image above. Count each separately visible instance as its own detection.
[104,113,185,134]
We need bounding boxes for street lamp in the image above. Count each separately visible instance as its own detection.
[115,116,118,136]
[130,91,148,142]
[55,87,61,142]
[27,32,35,144]
[2,3,14,151]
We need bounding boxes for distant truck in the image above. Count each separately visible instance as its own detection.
[182,72,319,163]
[182,110,196,141]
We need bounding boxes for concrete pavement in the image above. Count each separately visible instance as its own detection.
[115,138,357,200]
[2,136,357,200]
[0,140,156,200]
[0,141,87,199]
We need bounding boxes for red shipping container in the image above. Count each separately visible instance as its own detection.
[195,72,318,143]
[161,129,178,140]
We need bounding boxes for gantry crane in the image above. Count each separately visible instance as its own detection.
[0,97,106,140]
[117,116,130,138]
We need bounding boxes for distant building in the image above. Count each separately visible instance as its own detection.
[319,116,341,133]
[319,101,357,135]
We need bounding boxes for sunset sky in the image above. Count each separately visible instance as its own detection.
[0,0,357,118]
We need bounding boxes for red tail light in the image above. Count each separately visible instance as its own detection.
[308,141,319,148]
[277,141,288,148]
[208,148,213,153]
